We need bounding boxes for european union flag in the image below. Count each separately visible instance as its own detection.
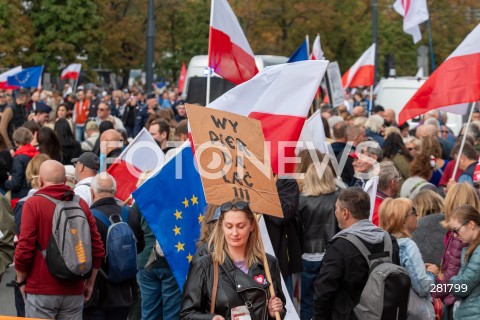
[133,144,206,289]
[7,66,44,88]
[287,40,309,63]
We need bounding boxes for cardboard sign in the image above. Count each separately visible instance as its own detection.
[186,104,282,218]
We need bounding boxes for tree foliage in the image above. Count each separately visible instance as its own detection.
[0,0,478,85]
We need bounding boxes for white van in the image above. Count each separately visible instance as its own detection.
[182,55,288,104]
[375,77,465,135]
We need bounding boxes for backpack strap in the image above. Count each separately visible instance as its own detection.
[34,193,60,205]
[382,231,393,259]
[91,208,112,228]
[121,206,130,223]
[341,234,372,262]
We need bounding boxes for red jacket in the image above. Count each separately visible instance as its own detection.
[372,191,388,226]
[15,184,105,295]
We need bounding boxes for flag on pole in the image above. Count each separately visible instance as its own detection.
[363,176,379,222]
[7,66,44,88]
[107,128,165,202]
[178,62,187,93]
[399,23,480,125]
[208,60,329,174]
[209,0,258,85]
[341,44,375,89]
[393,0,429,44]
[61,63,82,80]
[133,142,206,290]
[0,66,22,90]
[310,34,325,60]
[287,39,309,63]
[296,109,327,154]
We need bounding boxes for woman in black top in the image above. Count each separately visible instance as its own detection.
[54,118,82,165]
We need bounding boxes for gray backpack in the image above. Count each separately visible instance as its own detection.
[341,231,410,320]
[36,193,93,280]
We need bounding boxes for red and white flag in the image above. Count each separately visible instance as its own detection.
[61,63,81,80]
[0,66,22,90]
[342,44,375,89]
[107,128,165,201]
[209,0,258,85]
[393,0,429,44]
[208,60,329,174]
[310,34,325,60]
[399,24,480,125]
[178,62,187,93]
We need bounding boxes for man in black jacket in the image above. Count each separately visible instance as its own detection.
[83,173,145,320]
[313,188,400,320]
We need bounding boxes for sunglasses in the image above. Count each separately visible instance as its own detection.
[209,201,251,224]
[452,222,468,235]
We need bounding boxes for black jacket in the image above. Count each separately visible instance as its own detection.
[330,142,355,184]
[4,154,31,199]
[298,191,340,254]
[181,253,286,320]
[86,197,145,308]
[313,234,400,320]
[264,178,302,278]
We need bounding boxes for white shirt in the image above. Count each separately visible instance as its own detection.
[74,177,94,206]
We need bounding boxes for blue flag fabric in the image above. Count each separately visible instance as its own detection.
[287,40,309,63]
[132,144,206,290]
[7,66,44,88]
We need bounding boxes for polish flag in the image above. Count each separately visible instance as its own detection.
[399,24,480,125]
[342,44,375,89]
[208,60,329,174]
[310,34,325,60]
[60,63,82,80]
[0,66,22,90]
[107,128,165,202]
[393,0,429,44]
[209,0,258,85]
[178,62,187,93]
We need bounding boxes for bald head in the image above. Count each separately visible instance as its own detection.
[100,129,123,155]
[384,109,396,126]
[352,106,365,117]
[39,160,66,187]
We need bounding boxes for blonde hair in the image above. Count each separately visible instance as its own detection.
[442,183,480,227]
[26,153,50,189]
[413,189,444,218]
[197,204,219,248]
[379,197,413,238]
[384,126,401,139]
[208,204,263,268]
[303,163,336,196]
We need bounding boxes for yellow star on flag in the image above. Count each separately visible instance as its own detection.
[187,253,193,263]
[173,225,181,236]
[174,209,182,220]
[175,241,185,252]
[191,194,199,205]
[182,197,189,208]
[198,214,204,224]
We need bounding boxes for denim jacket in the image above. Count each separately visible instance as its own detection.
[398,238,434,297]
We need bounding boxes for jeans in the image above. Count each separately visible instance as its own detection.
[137,267,181,320]
[301,259,322,320]
[75,125,85,142]
[83,306,130,320]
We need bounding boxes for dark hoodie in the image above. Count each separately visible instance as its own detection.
[5,144,39,199]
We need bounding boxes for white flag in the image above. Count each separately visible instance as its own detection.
[310,34,325,60]
[393,0,429,44]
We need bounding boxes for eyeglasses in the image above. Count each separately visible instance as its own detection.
[220,201,250,213]
[452,222,468,235]
[408,207,418,217]
[441,130,449,134]
[393,174,402,181]
[98,108,108,111]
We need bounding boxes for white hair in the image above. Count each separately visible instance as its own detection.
[424,117,440,130]
[364,115,384,133]
[91,173,117,195]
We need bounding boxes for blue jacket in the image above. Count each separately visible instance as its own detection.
[451,246,480,320]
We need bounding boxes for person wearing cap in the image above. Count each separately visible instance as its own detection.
[72,152,100,206]
[30,102,52,127]
[349,142,383,188]
[181,200,286,320]
[134,93,159,137]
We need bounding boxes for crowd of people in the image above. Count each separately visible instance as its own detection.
[0,84,480,320]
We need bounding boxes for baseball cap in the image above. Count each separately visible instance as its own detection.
[71,152,100,171]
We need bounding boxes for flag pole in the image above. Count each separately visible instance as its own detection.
[256,214,281,320]
[206,69,211,105]
[73,77,79,95]
[369,85,374,116]
[427,19,436,72]
[306,35,310,58]
[206,0,214,106]
[451,102,476,180]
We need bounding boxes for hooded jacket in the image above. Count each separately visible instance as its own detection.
[313,219,400,320]
[181,253,286,320]
[4,144,39,199]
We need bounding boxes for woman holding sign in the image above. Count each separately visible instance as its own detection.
[180,200,286,319]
